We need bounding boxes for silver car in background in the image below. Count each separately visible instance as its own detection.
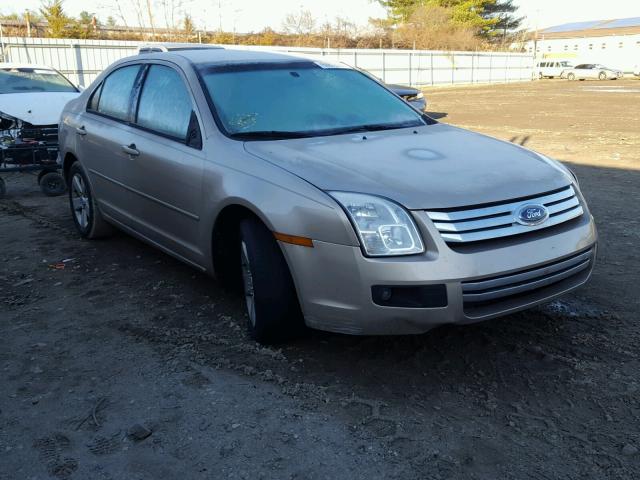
[58,48,597,343]
[563,64,623,80]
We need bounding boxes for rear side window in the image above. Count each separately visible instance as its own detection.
[97,65,140,120]
[136,65,193,140]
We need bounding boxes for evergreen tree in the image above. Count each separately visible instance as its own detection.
[40,0,73,37]
[377,0,501,35]
[482,0,523,37]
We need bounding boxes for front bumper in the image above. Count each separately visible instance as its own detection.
[280,209,597,335]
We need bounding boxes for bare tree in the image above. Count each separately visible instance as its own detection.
[281,8,316,36]
[127,0,147,30]
[112,0,129,29]
[145,0,156,38]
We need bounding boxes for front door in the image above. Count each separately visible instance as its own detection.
[120,63,205,266]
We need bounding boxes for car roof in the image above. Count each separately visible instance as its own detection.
[135,47,320,68]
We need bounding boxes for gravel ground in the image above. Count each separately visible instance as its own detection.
[1,78,639,479]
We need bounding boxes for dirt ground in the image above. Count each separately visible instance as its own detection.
[1,78,639,479]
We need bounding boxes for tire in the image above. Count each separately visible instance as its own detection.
[0,177,5,198]
[40,171,66,196]
[239,217,304,343]
[598,72,607,80]
[68,162,113,239]
[538,72,543,79]
[567,73,575,81]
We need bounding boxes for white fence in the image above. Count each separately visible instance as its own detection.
[1,37,534,88]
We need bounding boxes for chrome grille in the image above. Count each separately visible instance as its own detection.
[425,185,583,243]
[462,248,594,305]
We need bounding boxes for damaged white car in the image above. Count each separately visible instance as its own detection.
[0,63,80,197]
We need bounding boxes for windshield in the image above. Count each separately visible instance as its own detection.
[0,67,78,94]
[199,62,426,139]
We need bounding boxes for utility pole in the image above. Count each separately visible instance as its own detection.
[26,11,32,37]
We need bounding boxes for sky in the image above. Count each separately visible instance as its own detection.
[1,0,639,33]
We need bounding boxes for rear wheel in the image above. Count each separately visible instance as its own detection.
[68,162,113,239]
[0,177,5,198]
[598,71,607,80]
[239,217,304,343]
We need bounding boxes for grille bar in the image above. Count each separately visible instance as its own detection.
[462,249,593,303]
[426,185,582,243]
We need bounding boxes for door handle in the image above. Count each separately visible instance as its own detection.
[75,126,87,136]
[121,143,140,157]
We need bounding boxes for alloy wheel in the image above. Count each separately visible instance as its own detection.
[240,240,256,326]
[71,173,90,229]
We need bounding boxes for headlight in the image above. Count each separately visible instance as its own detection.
[329,192,424,257]
[407,92,424,101]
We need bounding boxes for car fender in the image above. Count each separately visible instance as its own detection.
[196,144,360,273]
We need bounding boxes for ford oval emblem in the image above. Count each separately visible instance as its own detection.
[515,204,549,226]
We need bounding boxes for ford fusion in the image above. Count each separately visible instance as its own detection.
[58,49,597,343]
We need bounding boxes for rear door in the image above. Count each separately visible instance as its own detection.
[121,62,206,265]
[76,64,142,222]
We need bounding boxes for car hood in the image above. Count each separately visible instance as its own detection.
[386,84,419,97]
[244,123,572,210]
[0,92,80,125]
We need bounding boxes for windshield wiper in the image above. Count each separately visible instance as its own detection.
[322,121,423,135]
[229,130,313,140]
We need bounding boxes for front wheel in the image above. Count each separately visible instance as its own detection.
[598,72,607,80]
[567,73,575,81]
[68,162,113,239]
[239,217,304,343]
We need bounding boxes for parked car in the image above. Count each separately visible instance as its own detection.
[1,63,80,196]
[633,65,640,77]
[383,83,426,111]
[356,69,427,111]
[58,48,597,343]
[562,64,623,81]
[536,60,573,79]
[0,63,80,129]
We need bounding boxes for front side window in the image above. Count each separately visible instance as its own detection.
[136,65,193,140]
[0,67,77,94]
[97,65,140,121]
[199,62,426,140]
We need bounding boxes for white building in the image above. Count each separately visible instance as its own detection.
[522,17,640,72]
